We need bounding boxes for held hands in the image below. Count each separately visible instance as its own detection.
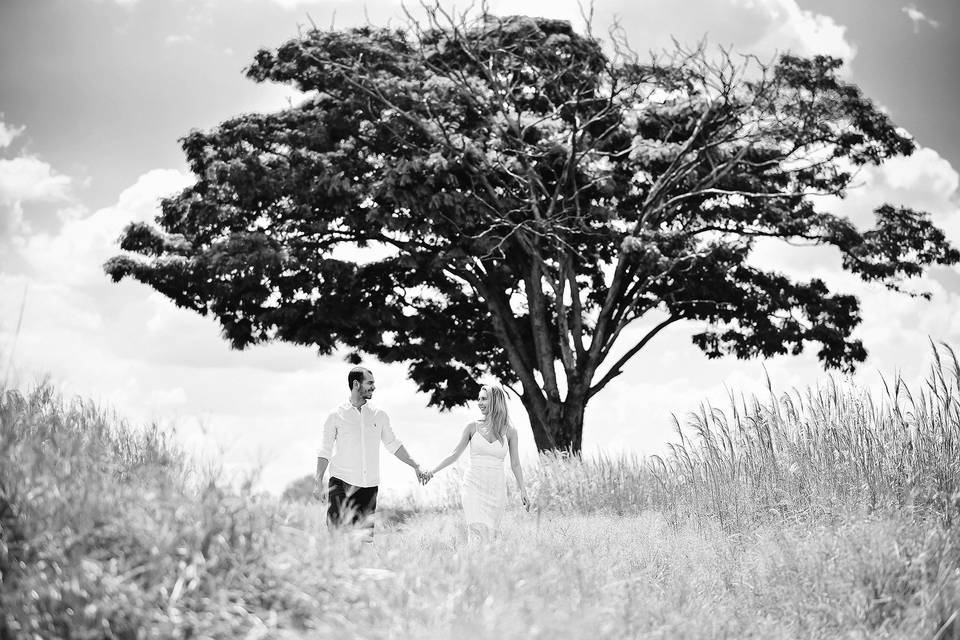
[415,466,434,485]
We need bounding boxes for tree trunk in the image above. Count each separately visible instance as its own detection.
[519,391,587,454]
[556,400,585,453]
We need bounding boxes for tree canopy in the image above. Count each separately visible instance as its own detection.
[106,12,958,451]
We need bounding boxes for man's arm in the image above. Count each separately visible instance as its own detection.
[314,412,337,500]
[392,445,421,472]
[379,412,425,478]
[313,456,330,501]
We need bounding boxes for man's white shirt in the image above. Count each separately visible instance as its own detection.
[317,400,402,487]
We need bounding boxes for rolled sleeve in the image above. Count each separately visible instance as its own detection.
[379,411,402,454]
[317,412,337,459]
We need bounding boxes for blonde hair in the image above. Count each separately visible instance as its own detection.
[480,384,512,443]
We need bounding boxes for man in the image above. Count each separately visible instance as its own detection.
[314,366,426,536]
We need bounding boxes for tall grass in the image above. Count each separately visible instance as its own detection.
[2,344,959,638]
[530,343,960,529]
[0,382,325,637]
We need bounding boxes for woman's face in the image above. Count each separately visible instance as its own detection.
[478,388,490,416]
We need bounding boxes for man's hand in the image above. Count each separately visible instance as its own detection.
[416,467,433,485]
[313,476,327,503]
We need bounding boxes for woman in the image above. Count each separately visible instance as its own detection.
[428,384,529,538]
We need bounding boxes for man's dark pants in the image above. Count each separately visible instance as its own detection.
[326,476,378,530]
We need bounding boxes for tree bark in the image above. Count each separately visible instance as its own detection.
[519,387,587,454]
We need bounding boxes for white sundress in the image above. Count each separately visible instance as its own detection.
[460,424,508,529]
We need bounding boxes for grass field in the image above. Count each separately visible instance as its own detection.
[2,346,960,638]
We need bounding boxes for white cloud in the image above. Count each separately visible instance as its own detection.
[477,0,856,62]
[243,82,311,114]
[902,4,940,33]
[85,0,142,6]
[0,156,72,205]
[876,147,958,202]
[1,202,27,240]
[266,0,316,7]
[0,152,73,238]
[745,0,855,61]
[830,146,960,244]
[748,142,960,377]
[0,119,25,149]
[750,144,959,273]
[254,0,855,64]
[148,386,188,407]
[18,169,193,287]
[164,34,195,46]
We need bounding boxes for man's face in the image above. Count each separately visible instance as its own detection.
[357,373,376,399]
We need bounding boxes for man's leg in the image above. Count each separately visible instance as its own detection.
[353,485,379,542]
[326,476,349,529]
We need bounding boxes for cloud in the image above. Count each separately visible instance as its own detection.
[824,146,960,247]
[0,118,25,149]
[902,4,940,33]
[0,118,73,238]
[0,157,72,206]
[1,169,195,394]
[745,0,855,61]
[17,169,192,287]
[251,0,855,63]
[0,144,74,238]
[472,0,857,62]
[750,142,960,364]
[164,34,195,46]
[148,386,188,407]
[84,0,142,5]
[265,0,317,8]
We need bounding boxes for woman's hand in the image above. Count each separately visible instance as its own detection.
[520,489,530,511]
[416,467,434,485]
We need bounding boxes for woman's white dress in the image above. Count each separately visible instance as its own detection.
[460,424,508,529]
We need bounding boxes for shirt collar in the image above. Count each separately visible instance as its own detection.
[345,398,370,412]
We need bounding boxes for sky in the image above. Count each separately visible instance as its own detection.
[1,0,958,498]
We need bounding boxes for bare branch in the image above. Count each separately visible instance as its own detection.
[588,315,681,398]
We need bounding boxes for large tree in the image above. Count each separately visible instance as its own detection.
[106,11,957,452]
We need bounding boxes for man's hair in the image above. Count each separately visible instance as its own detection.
[348,366,371,390]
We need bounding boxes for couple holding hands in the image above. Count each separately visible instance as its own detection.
[314,366,529,539]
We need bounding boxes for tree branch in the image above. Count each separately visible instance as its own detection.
[458,267,548,417]
[524,259,562,401]
[588,315,681,398]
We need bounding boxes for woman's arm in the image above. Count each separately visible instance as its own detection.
[507,427,529,509]
[429,422,474,475]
